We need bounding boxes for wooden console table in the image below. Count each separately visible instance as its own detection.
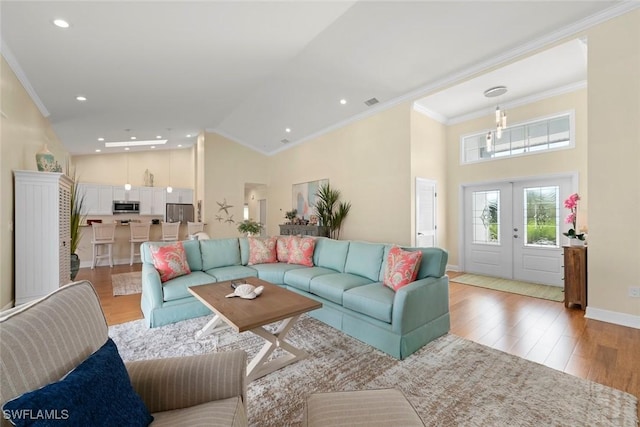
[279,224,329,237]
[563,246,587,309]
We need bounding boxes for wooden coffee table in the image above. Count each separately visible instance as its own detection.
[189,277,322,382]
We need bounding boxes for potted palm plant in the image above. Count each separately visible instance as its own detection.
[314,182,351,239]
[237,219,263,236]
[70,176,86,280]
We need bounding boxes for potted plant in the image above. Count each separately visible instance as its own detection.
[562,193,585,246]
[70,175,86,280]
[284,209,298,224]
[314,182,351,240]
[237,219,263,236]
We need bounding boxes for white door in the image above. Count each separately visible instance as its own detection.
[463,176,573,286]
[415,178,437,247]
[259,199,267,237]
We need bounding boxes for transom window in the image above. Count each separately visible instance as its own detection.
[461,112,574,164]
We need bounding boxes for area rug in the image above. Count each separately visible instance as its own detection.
[109,315,637,426]
[452,273,564,302]
[111,271,142,296]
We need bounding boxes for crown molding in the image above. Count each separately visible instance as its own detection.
[204,128,273,156]
[1,39,50,118]
[447,81,587,125]
[412,104,448,123]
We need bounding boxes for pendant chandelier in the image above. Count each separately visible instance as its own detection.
[484,86,508,152]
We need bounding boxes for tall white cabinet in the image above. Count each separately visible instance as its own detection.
[14,170,72,305]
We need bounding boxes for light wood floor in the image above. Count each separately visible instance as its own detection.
[78,265,640,416]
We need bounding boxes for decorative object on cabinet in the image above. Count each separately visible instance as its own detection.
[284,209,298,223]
[237,219,263,236]
[35,144,55,172]
[562,193,585,245]
[91,223,116,269]
[293,179,328,220]
[563,246,587,309]
[314,182,351,240]
[14,170,72,305]
[279,224,329,237]
[70,173,87,280]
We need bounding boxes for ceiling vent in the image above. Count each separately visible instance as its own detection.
[364,97,379,106]
[281,138,290,144]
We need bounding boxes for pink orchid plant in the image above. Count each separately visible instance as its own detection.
[562,193,585,240]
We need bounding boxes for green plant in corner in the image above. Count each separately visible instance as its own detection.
[69,173,86,280]
[314,182,351,240]
[237,219,263,236]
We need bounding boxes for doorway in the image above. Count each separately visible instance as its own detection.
[415,178,437,247]
[462,175,574,286]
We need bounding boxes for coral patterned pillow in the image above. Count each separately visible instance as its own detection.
[383,246,423,291]
[276,236,291,263]
[248,236,278,265]
[149,242,191,283]
[287,236,315,267]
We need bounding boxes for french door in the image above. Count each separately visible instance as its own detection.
[463,176,573,286]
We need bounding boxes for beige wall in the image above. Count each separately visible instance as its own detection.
[445,89,588,268]
[0,56,69,308]
[203,132,270,238]
[410,110,448,248]
[268,103,413,245]
[586,10,640,321]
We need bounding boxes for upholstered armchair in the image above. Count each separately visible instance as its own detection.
[0,281,247,426]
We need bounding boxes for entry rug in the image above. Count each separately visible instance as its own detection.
[111,271,142,296]
[452,273,564,302]
[109,315,637,426]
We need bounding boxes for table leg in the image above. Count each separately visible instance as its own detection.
[195,314,230,339]
[246,314,308,383]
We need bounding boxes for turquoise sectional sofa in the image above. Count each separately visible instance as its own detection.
[140,237,450,359]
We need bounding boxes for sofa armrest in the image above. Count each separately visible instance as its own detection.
[141,263,164,310]
[391,276,449,334]
[125,350,247,413]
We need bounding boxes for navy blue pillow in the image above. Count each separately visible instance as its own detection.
[2,338,153,427]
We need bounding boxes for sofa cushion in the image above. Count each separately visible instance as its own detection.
[287,236,315,266]
[143,240,202,272]
[309,273,373,305]
[248,236,277,265]
[285,267,337,292]
[343,282,395,323]
[162,271,216,302]
[201,238,241,270]
[205,265,258,282]
[383,246,422,291]
[3,338,153,427]
[404,247,449,280]
[149,242,192,283]
[239,237,250,265]
[344,241,385,281]
[250,263,306,286]
[313,238,349,272]
[276,236,291,262]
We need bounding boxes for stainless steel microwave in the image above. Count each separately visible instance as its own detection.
[113,200,140,214]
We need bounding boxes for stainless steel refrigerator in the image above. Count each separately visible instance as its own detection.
[165,203,194,224]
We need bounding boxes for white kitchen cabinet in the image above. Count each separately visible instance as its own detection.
[165,188,194,204]
[78,183,113,215]
[112,186,140,202]
[14,170,72,305]
[139,187,166,216]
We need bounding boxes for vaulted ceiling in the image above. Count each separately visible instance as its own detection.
[1,1,634,155]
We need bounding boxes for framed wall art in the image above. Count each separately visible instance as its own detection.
[292,179,328,220]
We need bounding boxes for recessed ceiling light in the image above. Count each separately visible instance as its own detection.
[95,149,101,153]
[186,134,192,138]
[340,99,347,105]
[97,137,104,141]
[150,146,156,149]
[53,19,70,28]
[130,136,136,140]
[285,128,291,133]
[124,147,130,151]
[177,144,183,148]
[76,95,87,101]
[156,135,162,139]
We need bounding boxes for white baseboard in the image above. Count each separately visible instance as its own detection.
[446,264,460,272]
[1,300,15,311]
[79,258,138,269]
[585,307,640,330]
